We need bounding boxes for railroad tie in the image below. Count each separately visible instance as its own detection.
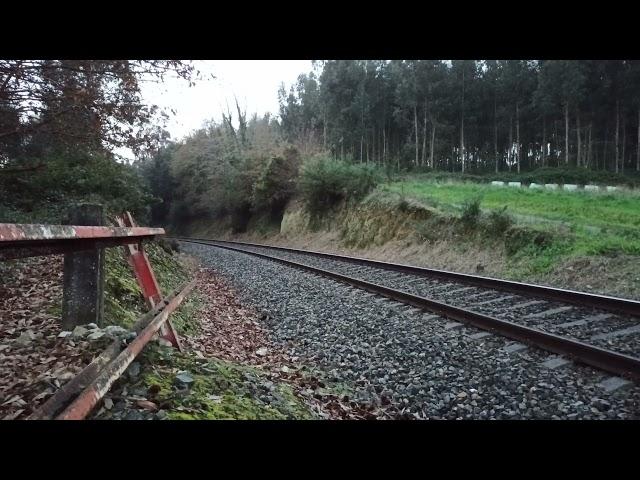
[502,342,528,354]
[444,321,464,330]
[444,286,477,296]
[540,356,571,370]
[523,306,573,320]
[461,290,496,301]
[507,300,547,310]
[430,283,460,293]
[598,376,632,393]
[470,295,515,307]
[590,324,640,341]
[400,305,422,315]
[468,331,492,340]
[556,313,613,329]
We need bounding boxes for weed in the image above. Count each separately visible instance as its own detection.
[486,206,513,235]
[459,197,482,230]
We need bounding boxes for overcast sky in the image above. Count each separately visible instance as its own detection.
[117,60,313,160]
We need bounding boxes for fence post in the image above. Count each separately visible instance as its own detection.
[61,204,105,330]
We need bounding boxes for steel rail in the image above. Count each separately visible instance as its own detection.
[181,238,640,382]
[175,236,640,317]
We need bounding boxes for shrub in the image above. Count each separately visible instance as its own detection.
[252,147,301,217]
[0,153,153,223]
[486,206,513,235]
[459,197,482,230]
[504,227,555,256]
[299,157,381,217]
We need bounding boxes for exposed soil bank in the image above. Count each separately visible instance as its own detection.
[182,197,640,301]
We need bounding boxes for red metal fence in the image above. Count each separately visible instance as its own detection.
[0,206,193,419]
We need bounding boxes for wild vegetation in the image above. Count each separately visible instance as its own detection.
[279,60,640,174]
[2,60,640,297]
[0,60,196,223]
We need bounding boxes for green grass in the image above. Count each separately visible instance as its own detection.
[380,179,640,278]
[384,180,640,254]
[385,180,640,231]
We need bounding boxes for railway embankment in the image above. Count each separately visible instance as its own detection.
[181,184,640,301]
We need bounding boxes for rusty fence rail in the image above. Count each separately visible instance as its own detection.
[0,223,165,261]
[1,204,193,420]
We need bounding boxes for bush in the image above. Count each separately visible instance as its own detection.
[0,153,153,223]
[299,157,381,216]
[504,227,555,256]
[459,197,482,230]
[252,147,301,217]
[486,206,513,235]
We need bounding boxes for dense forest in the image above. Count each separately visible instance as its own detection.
[2,60,640,229]
[278,60,640,174]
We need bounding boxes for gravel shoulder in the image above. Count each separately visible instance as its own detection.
[181,241,640,420]
[91,266,380,420]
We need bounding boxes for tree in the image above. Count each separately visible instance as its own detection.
[536,60,587,166]
[0,60,196,163]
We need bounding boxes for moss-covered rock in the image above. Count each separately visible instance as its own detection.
[133,345,317,420]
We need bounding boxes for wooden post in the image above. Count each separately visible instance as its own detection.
[61,204,105,330]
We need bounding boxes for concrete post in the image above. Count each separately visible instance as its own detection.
[61,204,105,330]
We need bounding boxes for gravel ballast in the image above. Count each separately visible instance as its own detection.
[181,241,640,420]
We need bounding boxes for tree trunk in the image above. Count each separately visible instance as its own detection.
[323,111,327,151]
[421,100,427,167]
[587,123,592,168]
[414,103,419,167]
[615,100,620,173]
[553,120,558,167]
[637,107,640,172]
[603,123,609,171]
[622,111,626,174]
[383,127,386,166]
[494,93,498,172]
[576,110,581,167]
[430,123,436,169]
[508,116,513,171]
[516,103,520,173]
[372,128,376,164]
[366,138,370,165]
[542,116,547,167]
[494,128,498,172]
[564,103,569,165]
[460,64,465,173]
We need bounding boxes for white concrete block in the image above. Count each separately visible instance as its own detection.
[563,184,578,191]
[545,184,558,190]
[606,186,618,192]
[529,183,543,189]
[508,182,521,187]
[584,185,599,192]
[491,181,505,186]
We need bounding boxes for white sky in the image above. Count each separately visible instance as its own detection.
[116,60,313,160]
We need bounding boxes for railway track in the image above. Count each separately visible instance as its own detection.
[175,237,640,387]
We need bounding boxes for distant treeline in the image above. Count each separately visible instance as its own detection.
[277,60,640,173]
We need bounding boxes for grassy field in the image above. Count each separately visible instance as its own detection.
[382,178,640,276]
